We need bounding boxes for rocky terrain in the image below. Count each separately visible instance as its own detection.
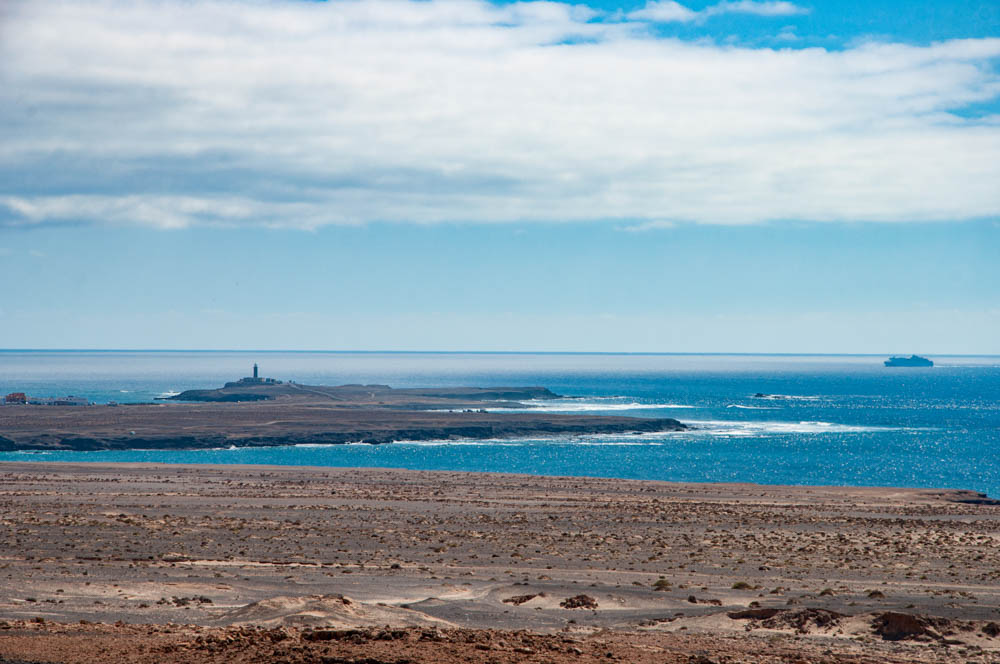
[166,383,562,404]
[1,463,999,662]
[0,384,685,451]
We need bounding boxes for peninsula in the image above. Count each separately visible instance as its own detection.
[0,368,686,452]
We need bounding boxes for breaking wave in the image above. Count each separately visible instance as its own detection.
[680,419,912,437]
[486,398,698,413]
[750,394,821,401]
[380,418,922,447]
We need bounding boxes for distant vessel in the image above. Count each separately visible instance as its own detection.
[884,355,933,367]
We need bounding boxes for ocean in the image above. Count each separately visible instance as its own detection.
[2,350,999,497]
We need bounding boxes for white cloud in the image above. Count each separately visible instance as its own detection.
[775,25,801,41]
[627,1,699,22]
[620,220,677,232]
[705,1,807,18]
[628,0,806,23]
[0,0,998,230]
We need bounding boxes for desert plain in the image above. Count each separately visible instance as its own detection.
[1,462,999,663]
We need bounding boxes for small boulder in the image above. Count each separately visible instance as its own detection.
[560,595,598,610]
[872,612,939,641]
[727,608,783,620]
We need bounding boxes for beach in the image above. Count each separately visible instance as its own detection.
[2,462,999,662]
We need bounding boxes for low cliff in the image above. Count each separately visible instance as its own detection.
[0,397,685,452]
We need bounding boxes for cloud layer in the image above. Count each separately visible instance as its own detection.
[628,1,806,23]
[1,0,999,229]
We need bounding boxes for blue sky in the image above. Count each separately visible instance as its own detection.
[1,0,998,352]
[589,0,1000,46]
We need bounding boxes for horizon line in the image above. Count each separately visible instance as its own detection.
[1,349,997,358]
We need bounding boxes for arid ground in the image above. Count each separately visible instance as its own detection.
[1,462,999,663]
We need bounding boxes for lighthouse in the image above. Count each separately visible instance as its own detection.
[228,363,282,387]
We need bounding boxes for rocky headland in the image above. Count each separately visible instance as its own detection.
[0,382,686,451]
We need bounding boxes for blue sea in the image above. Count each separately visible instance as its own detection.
[2,350,999,497]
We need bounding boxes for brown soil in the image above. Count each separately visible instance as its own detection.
[0,621,982,663]
[1,463,999,663]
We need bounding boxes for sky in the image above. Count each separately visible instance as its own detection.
[1,0,998,353]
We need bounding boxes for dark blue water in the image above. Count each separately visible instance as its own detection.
[2,351,998,497]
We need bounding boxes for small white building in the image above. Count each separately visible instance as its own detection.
[27,395,90,406]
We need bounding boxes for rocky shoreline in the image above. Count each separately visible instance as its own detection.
[0,416,685,452]
[0,383,686,452]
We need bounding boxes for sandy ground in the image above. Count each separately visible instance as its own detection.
[1,462,1000,662]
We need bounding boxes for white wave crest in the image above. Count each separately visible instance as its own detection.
[750,394,821,401]
[230,416,930,450]
[681,419,904,436]
[576,441,664,446]
[391,439,525,447]
[485,398,698,413]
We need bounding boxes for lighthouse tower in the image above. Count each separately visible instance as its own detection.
[228,363,281,387]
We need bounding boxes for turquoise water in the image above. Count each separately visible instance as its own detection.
[2,351,999,497]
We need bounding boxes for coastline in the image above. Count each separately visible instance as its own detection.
[1,462,998,662]
[0,396,685,452]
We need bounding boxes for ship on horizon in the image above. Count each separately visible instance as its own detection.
[884,355,933,367]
